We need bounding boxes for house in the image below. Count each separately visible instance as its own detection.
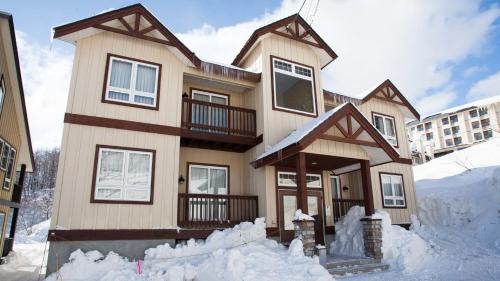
[47,4,420,273]
[407,95,500,164]
[0,12,35,258]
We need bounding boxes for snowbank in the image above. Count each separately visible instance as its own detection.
[45,218,333,281]
[15,219,50,244]
[330,206,430,272]
[294,209,315,221]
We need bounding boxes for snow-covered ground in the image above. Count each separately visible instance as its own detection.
[2,137,500,280]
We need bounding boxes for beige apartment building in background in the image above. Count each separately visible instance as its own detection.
[407,96,500,164]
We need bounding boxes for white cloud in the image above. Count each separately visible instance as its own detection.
[415,89,457,117]
[16,31,73,150]
[177,0,500,114]
[463,65,488,77]
[468,70,500,100]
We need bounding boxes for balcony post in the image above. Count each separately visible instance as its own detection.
[295,152,308,214]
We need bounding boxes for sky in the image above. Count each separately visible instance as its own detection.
[2,0,500,149]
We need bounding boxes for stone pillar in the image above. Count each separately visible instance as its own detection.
[360,217,383,260]
[293,219,315,257]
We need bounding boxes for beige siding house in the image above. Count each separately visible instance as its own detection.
[47,4,420,273]
[0,12,35,258]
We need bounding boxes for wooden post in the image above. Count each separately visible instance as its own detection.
[360,160,375,216]
[296,152,308,214]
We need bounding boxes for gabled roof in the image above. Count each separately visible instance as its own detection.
[359,79,420,120]
[0,12,34,171]
[232,14,338,69]
[251,103,400,169]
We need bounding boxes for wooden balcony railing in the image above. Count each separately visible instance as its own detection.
[332,198,365,222]
[178,193,259,228]
[181,98,256,137]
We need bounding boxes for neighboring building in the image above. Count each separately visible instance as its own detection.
[0,12,35,258]
[407,96,500,164]
[47,4,420,273]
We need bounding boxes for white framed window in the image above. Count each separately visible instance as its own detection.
[380,173,406,208]
[373,113,398,146]
[272,57,316,116]
[0,76,5,116]
[277,171,322,188]
[94,146,154,202]
[191,90,229,132]
[104,55,160,108]
[188,164,228,195]
[0,140,16,190]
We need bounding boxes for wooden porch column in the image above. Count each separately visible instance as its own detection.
[296,152,308,214]
[360,160,375,216]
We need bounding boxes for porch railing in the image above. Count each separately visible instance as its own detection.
[181,98,256,137]
[178,193,259,228]
[332,198,365,222]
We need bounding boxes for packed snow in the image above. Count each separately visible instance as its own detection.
[294,209,315,221]
[44,218,333,281]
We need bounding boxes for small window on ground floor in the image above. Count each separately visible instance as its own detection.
[483,130,493,139]
[474,132,483,141]
[380,173,406,208]
[277,171,322,188]
[93,146,154,202]
[188,164,228,195]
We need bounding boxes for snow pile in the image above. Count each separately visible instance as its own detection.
[415,136,500,253]
[294,209,315,221]
[15,219,50,244]
[330,206,430,272]
[45,219,334,281]
[329,206,365,257]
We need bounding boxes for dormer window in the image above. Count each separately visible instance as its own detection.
[373,113,398,147]
[271,57,317,116]
[103,54,161,109]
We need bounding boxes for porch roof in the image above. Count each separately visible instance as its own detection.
[251,103,401,169]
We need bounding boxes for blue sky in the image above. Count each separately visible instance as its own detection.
[2,0,500,149]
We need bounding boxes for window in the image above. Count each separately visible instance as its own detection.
[426,132,433,141]
[188,164,228,195]
[331,176,341,199]
[452,126,460,135]
[445,139,453,146]
[479,107,488,116]
[450,115,458,124]
[481,118,490,127]
[417,124,424,131]
[474,132,483,141]
[0,212,4,241]
[380,173,406,208]
[483,130,493,139]
[425,122,432,130]
[0,76,5,117]
[469,110,478,118]
[272,57,316,116]
[2,144,16,190]
[441,118,449,126]
[104,55,160,108]
[5,208,14,238]
[190,89,229,132]
[93,146,154,202]
[373,113,398,146]
[410,127,416,132]
[471,121,480,129]
[454,137,462,145]
[277,171,322,188]
[443,128,451,136]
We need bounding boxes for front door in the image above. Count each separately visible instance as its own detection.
[278,189,325,245]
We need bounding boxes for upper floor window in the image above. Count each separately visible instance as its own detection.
[0,76,5,117]
[417,124,424,131]
[471,121,480,129]
[449,115,458,124]
[93,145,154,203]
[104,55,160,109]
[373,113,398,147]
[380,173,406,208]
[271,57,316,116]
[277,171,322,188]
[425,122,432,130]
[469,110,478,118]
[188,164,228,195]
[443,128,451,136]
[479,107,488,116]
[451,126,460,135]
[441,118,449,126]
[426,132,433,141]
[483,130,493,139]
[481,118,490,127]
[0,139,16,190]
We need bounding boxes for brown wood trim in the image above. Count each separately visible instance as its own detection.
[360,160,375,216]
[101,53,162,111]
[186,162,230,195]
[319,134,379,148]
[325,225,335,235]
[90,144,156,205]
[270,55,318,118]
[371,111,399,148]
[94,24,173,46]
[378,172,407,209]
[189,87,231,105]
[64,113,181,135]
[47,228,220,241]
[265,227,279,237]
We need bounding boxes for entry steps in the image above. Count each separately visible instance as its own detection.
[324,256,389,277]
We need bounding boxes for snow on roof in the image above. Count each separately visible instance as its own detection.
[200,58,261,74]
[256,103,348,161]
[352,80,387,99]
[421,95,500,121]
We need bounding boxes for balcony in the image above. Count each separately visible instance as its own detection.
[177,193,259,229]
[180,98,261,152]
